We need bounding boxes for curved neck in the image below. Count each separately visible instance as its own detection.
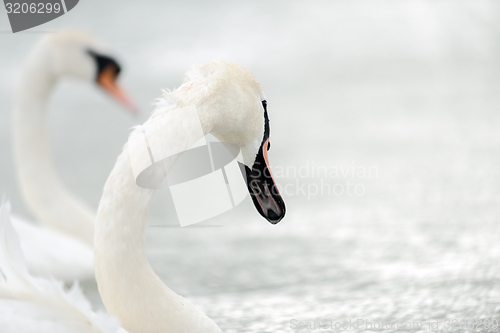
[12,49,95,244]
[94,104,222,332]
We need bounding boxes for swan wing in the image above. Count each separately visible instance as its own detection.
[10,214,94,281]
[0,201,128,333]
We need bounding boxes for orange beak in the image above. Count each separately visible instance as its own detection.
[97,65,137,114]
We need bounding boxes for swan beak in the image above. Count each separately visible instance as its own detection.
[97,65,137,114]
[244,139,286,224]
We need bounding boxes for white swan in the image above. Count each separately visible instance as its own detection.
[95,61,285,332]
[0,61,285,332]
[12,30,135,281]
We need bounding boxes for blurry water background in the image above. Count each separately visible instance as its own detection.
[1,1,500,332]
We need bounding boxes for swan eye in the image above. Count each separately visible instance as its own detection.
[267,141,271,151]
[87,49,122,81]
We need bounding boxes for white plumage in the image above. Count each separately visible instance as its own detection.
[0,202,128,333]
[10,215,93,282]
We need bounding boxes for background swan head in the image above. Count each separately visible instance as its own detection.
[31,30,135,112]
[157,61,286,223]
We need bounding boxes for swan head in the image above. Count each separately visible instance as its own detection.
[182,61,286,224]
[38,30,136,112]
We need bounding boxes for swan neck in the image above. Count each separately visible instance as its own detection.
[12,50,94,244]
[94,102,222,333]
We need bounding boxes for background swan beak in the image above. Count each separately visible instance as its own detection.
[97,65,138,114]
[244,139,286,224]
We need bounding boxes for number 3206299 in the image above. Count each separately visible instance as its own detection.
[5,2,61,14]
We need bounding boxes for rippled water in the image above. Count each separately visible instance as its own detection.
[1,1,500,332]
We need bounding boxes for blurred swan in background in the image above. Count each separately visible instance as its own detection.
[0,61,285,332]
[11,30,136,281]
